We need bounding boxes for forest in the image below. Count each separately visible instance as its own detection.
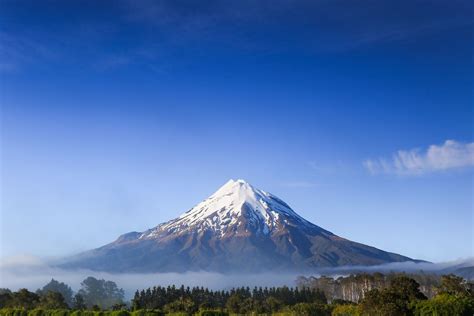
[0,273,473,315]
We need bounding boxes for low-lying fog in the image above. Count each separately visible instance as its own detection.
[1,255,471,299]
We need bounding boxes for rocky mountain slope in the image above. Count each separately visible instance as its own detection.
[62,179,415,272]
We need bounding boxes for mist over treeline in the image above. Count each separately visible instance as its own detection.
[0,256,300,297]
[2,255,472,297]
[2,256,474,314]
[0,277,125,310]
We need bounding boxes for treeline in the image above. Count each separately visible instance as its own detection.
[1,273,473,315]
[129,274,474,315]
[0,277,125,310]
[296,272,447,302]
[132,285,327,313]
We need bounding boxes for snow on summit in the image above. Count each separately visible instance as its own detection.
[63,178,416,272]
[140,179,312,238]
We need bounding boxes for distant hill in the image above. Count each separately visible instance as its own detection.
[452,266,474,280]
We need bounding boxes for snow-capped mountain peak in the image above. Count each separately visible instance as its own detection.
[140,179,310,238]
[63,178,416,273]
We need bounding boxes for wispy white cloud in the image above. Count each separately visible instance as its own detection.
[364,140,474,175]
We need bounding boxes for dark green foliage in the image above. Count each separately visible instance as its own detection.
[196,311,228,316]
[412,293,474,316]
[132,284,326,314]
[0,309,29,316]
[359,276,427,316]
[331,304,360,316]
[8,289,40,309]
[428,274,474,315]
[223,294,241,314]
[37,280,73,308]
[264,296,282,312]
[72,295,86,311]
[78,277,125,310]
[130,310,163,316]
[0,273,472,315]
[0,292,13,309]
[163,297,195,315]
[110,305,127,312]
[109,311,130,316]
[0,310,70,316]
[437,274,471,296]
[39,292,68,310]
[291,302,330,315]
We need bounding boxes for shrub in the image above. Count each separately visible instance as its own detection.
[196,311,228,316]
[413,293,474,316]
[331,304,360,316]
[0,309,28,316]
[130,310,163,316]
[110,311,129,316]
[291,303,330,316]
[27,310,44,316]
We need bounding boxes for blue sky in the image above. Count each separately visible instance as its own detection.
[0,0,472,263]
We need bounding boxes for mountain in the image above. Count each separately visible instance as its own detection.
[61,179,416,273]
[438,258,474,280]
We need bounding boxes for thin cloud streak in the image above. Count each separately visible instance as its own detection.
[364,140,474,175]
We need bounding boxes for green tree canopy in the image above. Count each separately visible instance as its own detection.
[413,293,474,316]
[225,294,243,314]
[163,297,196,314]
[39,291,68,309]
[72,293,86,310]
[360,276,427,316]
[37,279,74,307]
[77,277,124,309]
[437,274,471,296]
[9,289,40,309]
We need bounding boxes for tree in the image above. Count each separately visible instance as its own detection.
[163,297,196,314]
[39,291,68,309]
[437,274,470,296]
[291,302,330,316]
[78,276,125,309]
[360,276,427,316]
[0,290,12,308]
[10,289,40,309]
[264,296,282,313]
[37,279,74,307]
[332,304,361,316]
[112,302,128,310]
[91,304,101,311]
[413,293,474,316]
[72,293,86,310]
[225,293,243,314]
[389,275,427,301]
[360,289,397,316]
